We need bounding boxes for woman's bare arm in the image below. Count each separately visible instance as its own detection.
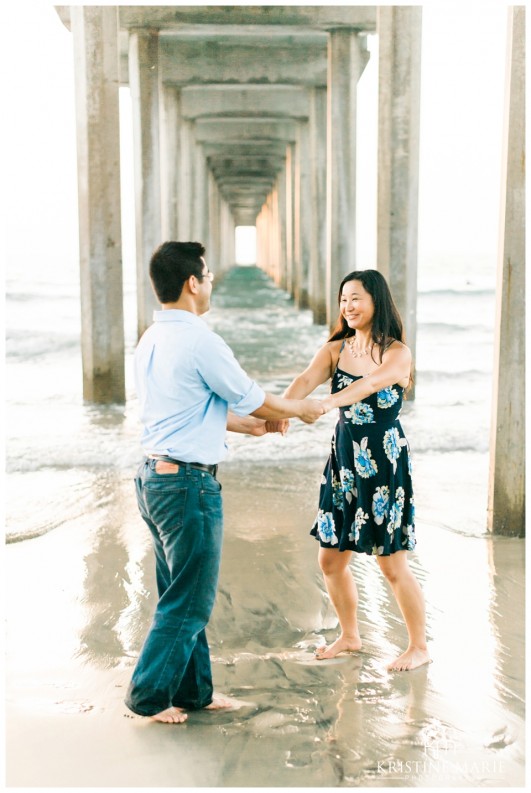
[320,344,411,412]
[265,342,339,433]
[283,342,339,398]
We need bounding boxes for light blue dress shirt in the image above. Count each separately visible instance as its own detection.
[134,310,266,464]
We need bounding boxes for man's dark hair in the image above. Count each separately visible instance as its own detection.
[149,241,206,303]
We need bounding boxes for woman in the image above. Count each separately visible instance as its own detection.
[272,270,430,672]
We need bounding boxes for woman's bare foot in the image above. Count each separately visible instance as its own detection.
[387,646,431,671]
[204,694,234,710]
[314,634,362,660]
[150,706,188,724]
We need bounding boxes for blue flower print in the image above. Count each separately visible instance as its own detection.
[339,466,355,492]
[372,485,390,525]
[337,373,354,390]
[402,524,416,550]
[349,507,369,543]
[387,504,401,536]
[339,466,357,504]
[407,446,413,477]
[317,510,338,546]
[387,487,405,536]
[377,386,399,409]
[383,427,400,461]
[353,437,378,478]
[372,545,385,556]
[345,402,375,425]
[408,496,415,524]
[332,474,344,509]
[383,427,408,473]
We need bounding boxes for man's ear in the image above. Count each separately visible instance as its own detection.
[186,274,200,295]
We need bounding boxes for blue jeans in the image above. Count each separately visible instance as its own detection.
[125,458,223,716]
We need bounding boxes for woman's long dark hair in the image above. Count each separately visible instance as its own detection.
[328,269,406,366]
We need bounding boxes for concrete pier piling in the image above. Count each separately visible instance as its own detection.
[309,86,327,325]
[70,6,125,404]
[326,29,369,328]
[377,6,422,382]
[128,29,162,337]
[488,7,526,537]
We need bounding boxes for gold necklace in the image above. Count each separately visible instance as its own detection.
[347,337,373,358]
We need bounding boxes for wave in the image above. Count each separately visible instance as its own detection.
[417,518,490,540]
[6,524,63,544]
[416,368,490,381]
[418,288,495,297]
[6,333,80,359]
[412,442,489,454]
[418,322,494,334]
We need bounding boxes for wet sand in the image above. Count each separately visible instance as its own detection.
[5,460,525,788]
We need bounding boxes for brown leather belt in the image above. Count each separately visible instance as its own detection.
[148,455,218,478]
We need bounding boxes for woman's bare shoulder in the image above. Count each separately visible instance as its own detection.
[326,338,344,353]
[384,339,411,358]
[312,338,343,359]
[323,338,346,373]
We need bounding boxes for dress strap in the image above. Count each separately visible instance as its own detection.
[331,338,346,376]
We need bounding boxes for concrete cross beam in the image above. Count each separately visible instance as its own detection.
[118,6,377,30]
[208,156,283,173]
[56,5,377,31]
[158,34,328,87]
[215,173,278,184]
[194,118,297,144]
[202,142,287,158]
[181,85,310,120]
[214,174,279,185]
[213,179,279,196]
[219,181,274,196]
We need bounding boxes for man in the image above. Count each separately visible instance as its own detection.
[125,241,323,724]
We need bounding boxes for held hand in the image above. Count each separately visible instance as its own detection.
[248,417,268,436]
[299,398,326,424]
[265,419,290,435]
[320,397,334,414]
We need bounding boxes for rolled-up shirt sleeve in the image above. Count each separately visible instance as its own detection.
[195,331,265,416]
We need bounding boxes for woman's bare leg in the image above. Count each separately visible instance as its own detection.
[315,547,362,659]
[377,550,430,671]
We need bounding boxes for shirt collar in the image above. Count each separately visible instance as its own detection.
[153,309,207,326]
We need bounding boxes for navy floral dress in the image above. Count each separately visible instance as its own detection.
[311,356,416,556]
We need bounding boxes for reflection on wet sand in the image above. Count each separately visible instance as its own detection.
[5,459,525,787]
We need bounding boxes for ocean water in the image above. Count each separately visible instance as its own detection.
[5,261,496,544]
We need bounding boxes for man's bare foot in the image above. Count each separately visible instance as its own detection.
[387,646,431,671]
[314,635,362,660]
[150,706,188,724]
[204,694,234,710]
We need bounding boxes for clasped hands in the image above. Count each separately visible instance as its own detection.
[266,397,330,436]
